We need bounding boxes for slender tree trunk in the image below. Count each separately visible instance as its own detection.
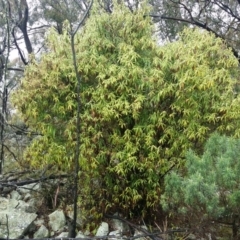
[0,1,10,174]
[68,1,93,236]
[232,215,239,240]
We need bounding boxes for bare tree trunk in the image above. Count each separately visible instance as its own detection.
[232,215,239,240]
[16,1,33,54]
[68,1,93,236]
[0,0,11,173]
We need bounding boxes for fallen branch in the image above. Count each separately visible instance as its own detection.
[0,173,69,194]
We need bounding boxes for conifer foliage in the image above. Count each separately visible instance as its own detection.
[12,2,240,218]
[161,133,240,236]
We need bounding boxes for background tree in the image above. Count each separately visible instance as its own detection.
[12,1,240,221]
[0,0,91,173]
[0,0,10,173]
[97,0,240,60]
[149,0,240,60]
[0,0,27,173]
[39,0,90,34]
[161,133,240,238]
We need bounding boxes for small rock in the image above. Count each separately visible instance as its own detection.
[187,233,197,239]
[109,230,122,240]
[7,176,18,182]
[96,222,109,236]
[56,232,68,238]
[10,190,22,200]
[33,218,45,227]
[84,230,91,235]
[109,230,121,236]
[76,231,86,238]
[48,209,66,232]
[34,225,49,238]
[110,213,129,233]
[66,204,84,227]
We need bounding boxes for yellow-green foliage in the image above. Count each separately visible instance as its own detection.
[12,2,240,218]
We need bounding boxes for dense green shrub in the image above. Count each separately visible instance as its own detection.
[161,133,240,236]
[12,2,240,218]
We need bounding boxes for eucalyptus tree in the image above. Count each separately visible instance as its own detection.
[39,0,91,34]
[0,0,27,173]
[149,0,240,60]
[97,0,240,60]
[0,0,45,174]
